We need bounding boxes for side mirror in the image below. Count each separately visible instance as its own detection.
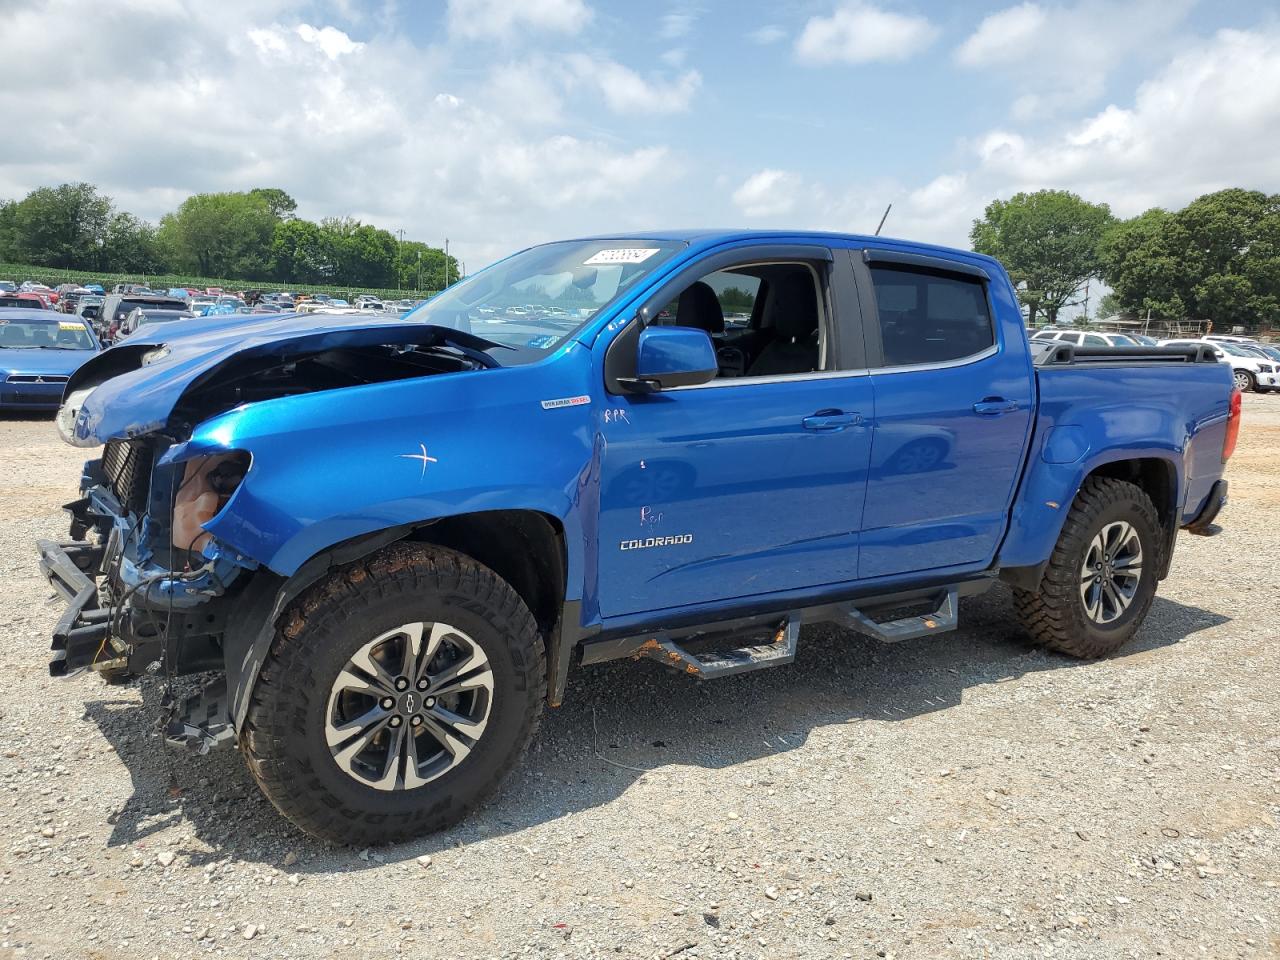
[622,325,717,392]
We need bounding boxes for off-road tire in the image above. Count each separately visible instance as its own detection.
[240,542,545,845]
[1013,477,1161,658]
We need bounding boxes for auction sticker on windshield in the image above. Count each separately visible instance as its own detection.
[584,248,660,265]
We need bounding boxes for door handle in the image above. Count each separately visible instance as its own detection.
[802,410,862,431]
[973,397,1018,416]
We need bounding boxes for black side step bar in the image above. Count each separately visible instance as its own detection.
[616,585,965,680]
[636,615,800,679]
[836,588,958,643]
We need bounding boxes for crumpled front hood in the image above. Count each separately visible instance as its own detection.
[62,313,484,447]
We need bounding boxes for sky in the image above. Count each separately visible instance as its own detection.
[2,0,1278,270]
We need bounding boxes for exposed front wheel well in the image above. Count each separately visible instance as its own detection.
[408,509,567,676]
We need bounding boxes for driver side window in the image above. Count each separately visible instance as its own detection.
[656,262,828,380]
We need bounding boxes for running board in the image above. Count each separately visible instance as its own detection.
[835,588,958,643]
[635,614,800,679]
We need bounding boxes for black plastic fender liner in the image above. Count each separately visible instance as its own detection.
[223,523,420,731]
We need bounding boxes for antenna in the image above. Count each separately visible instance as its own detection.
[874,204,892,236]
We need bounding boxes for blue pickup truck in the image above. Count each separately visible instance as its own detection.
[38,230,1237,845]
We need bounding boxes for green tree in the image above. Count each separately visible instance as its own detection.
[0,199,17,261]
[395,240,457,291]
[320,217,398,287]
[272,218,334,283]
[248,187,298,220]
[1096,291,1123,318]
[9,182,113,268]
[158,191,279,279]
[971,189,1115,325]
[1100,188,1280,329]
[101,212,165,273]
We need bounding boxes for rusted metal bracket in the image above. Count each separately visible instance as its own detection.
[634,614,800,679]
[835,588,958,643]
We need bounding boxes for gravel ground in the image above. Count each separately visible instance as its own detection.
[1,396,1278,960]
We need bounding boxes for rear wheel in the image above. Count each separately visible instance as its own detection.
[1233,369,1255,393]
[241,543,545,845]
[1014,477,1161,658]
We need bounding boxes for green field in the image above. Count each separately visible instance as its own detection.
[0,261,440,301]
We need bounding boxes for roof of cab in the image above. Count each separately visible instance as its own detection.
[568,228,1002,270]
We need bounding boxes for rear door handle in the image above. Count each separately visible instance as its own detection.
[803,409,862,431]
[973,397,1018,416]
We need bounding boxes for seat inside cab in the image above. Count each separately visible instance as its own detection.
[658,263,824,379]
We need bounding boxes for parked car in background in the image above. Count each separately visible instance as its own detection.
[75,296,104,324]
[0,293,49,309]
[83,283,106,295]
[0,309,100,411]
[1160,337,1279,392]
[114,307,197,342]
[188,295,218,315]
[0,281,16,293]
[100,294,188,343]
[1032,328,1116,347]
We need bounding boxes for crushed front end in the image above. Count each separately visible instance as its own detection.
[37,434,257,748]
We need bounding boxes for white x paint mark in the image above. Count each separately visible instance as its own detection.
[400,442,439,479]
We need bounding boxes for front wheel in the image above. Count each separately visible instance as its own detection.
[1233,369,1255,393]
[1014,477,1161,658]
[240,543,545,845]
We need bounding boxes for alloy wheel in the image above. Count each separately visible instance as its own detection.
[1078,520,1144,625]
[324,622,494,791]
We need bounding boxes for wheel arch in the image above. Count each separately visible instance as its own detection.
[998,452,1182,590]
[223,509,572,732]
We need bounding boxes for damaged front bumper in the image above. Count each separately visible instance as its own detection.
[37,532,114,678]
[36,481,255,681]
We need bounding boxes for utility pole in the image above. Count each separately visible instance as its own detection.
[444,238,450,288]
[416,250,422,294]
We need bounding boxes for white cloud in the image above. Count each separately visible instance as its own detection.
[446,0,592,41]
[732,170,803,218]
[795,2,938,65]
[295,23,362,59]
[565,54,701,114]
[660,10,698,40]
[748,24,786,45]
[0,0,682,267]
[728,24,1280,249]
[954,2,1046,66]
[963,26,1280,214]
[954,0,1195,117]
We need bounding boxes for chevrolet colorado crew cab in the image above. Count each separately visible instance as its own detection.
[38,230,1237,845]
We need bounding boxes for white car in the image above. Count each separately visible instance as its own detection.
[1159,338,1279,393]
[1032,328,1109,347]
[1030,328,1146,348]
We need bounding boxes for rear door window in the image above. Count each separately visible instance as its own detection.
[868,264,995,367]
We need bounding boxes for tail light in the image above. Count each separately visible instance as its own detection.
[1222,388,1242,462]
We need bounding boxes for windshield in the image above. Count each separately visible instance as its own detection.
[1219,343,1261,358]
[0,318,94,349]
[405,239,686,364]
